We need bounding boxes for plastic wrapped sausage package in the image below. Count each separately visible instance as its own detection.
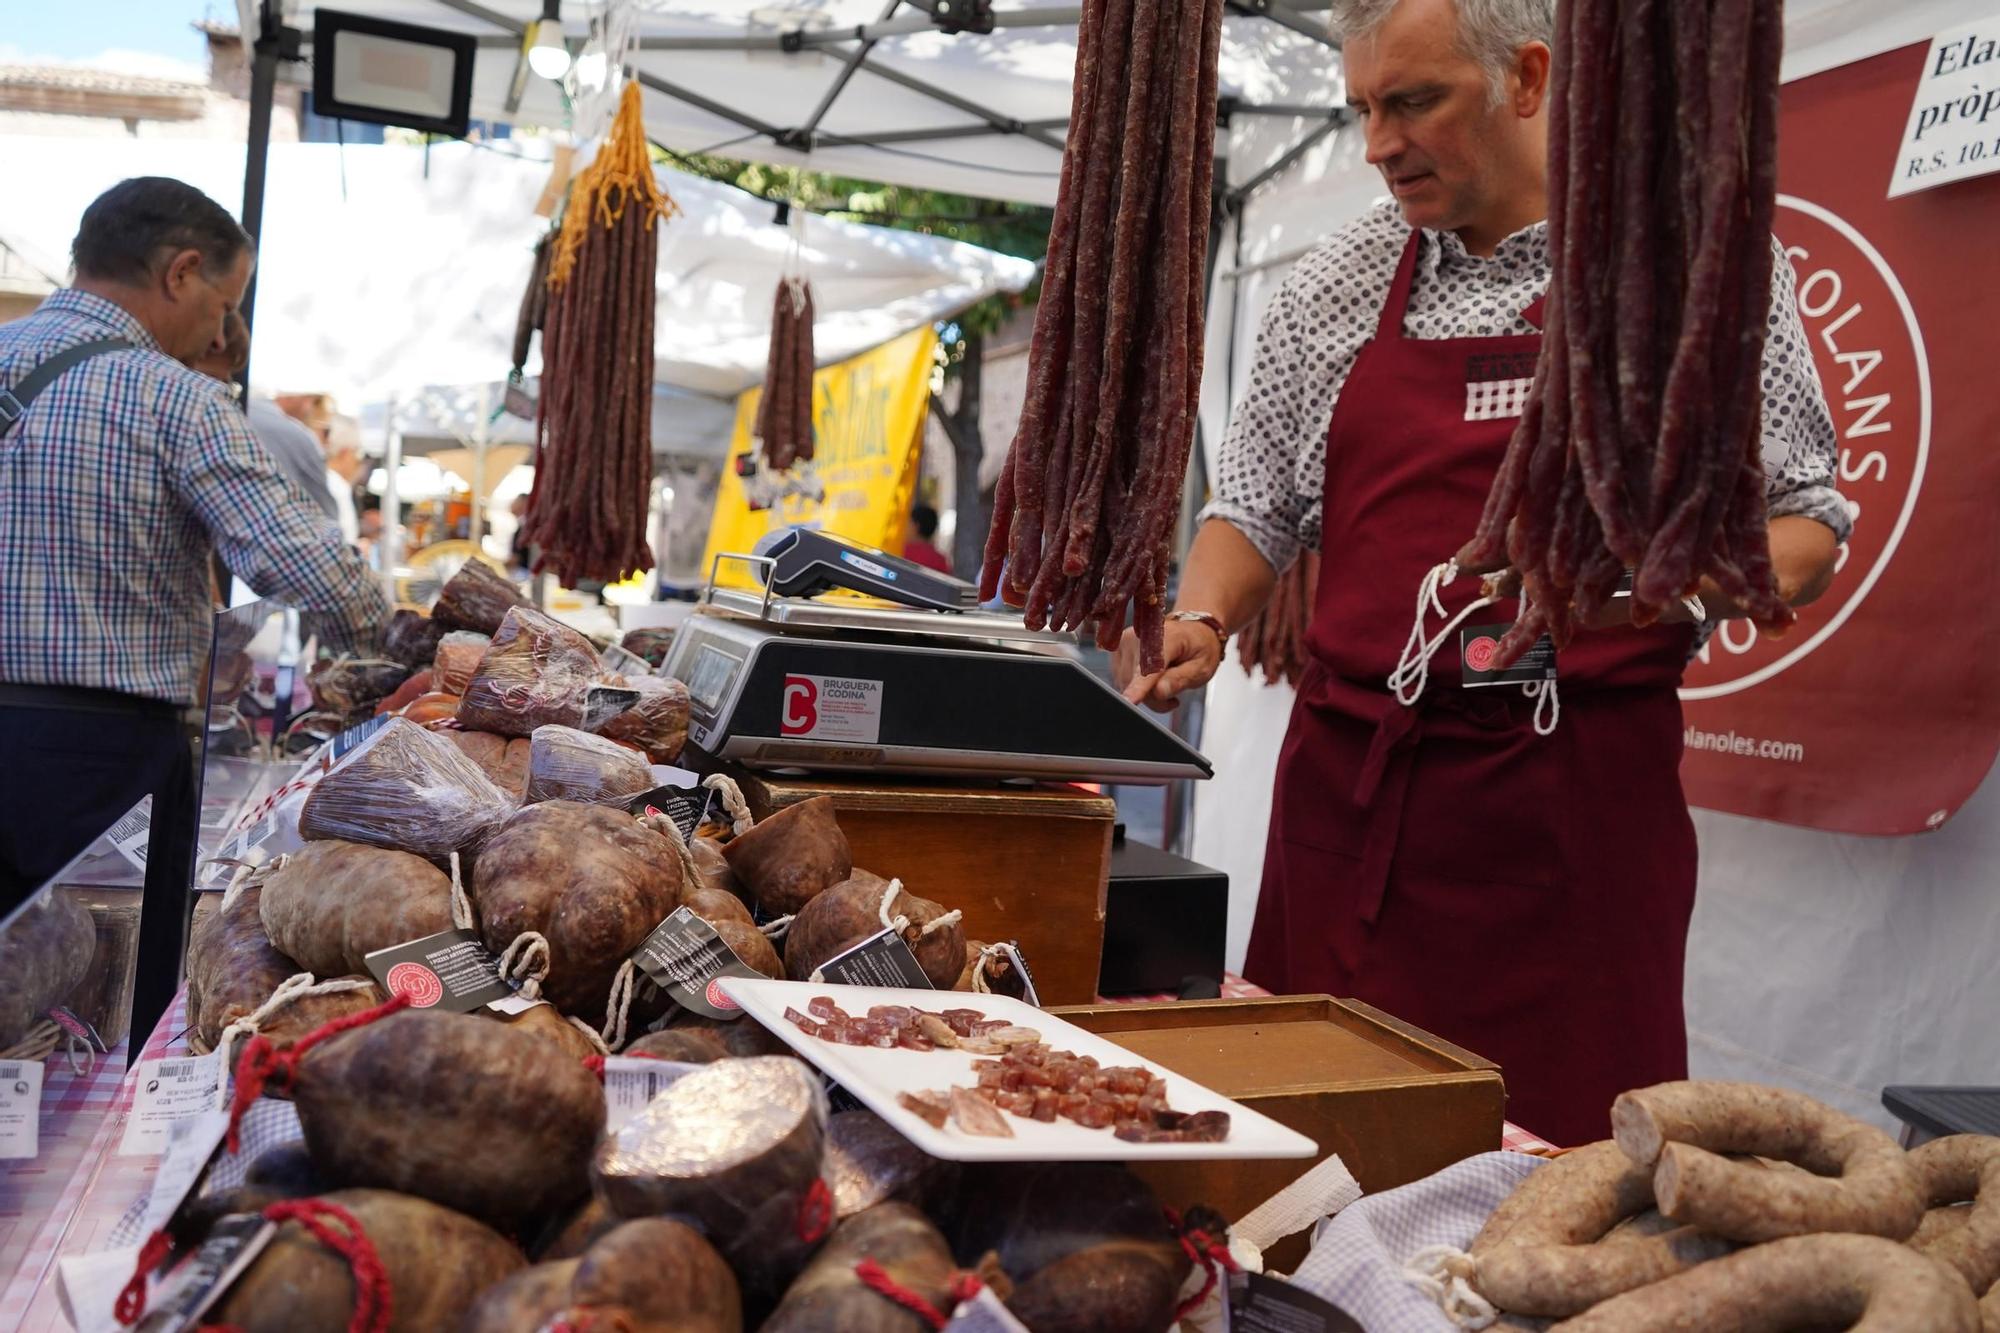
[457,606,606,738]
[590,675,691,765]
[524,725,655,806]
[592,1055,834,1300]
[433,630,493,697]
[297,717,515,857]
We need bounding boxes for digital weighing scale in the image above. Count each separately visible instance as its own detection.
[662,530,1212,784]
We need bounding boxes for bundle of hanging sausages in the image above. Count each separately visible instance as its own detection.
[524,80,676,586]
[1236,553,1318,688]
[979,0,1227,671]
[756,276,817,470]
[1459,0,1793,664]
[1458,1080,2000,1331]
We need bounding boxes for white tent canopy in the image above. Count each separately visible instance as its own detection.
[244,0,1347,208]
[0,133,1035,448]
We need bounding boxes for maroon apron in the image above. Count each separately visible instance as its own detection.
[1241,232,1699,1147]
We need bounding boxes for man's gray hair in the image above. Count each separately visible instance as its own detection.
[1329,0,1556,104]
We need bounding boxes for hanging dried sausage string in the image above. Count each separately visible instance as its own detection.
[524,80,677,586]
[980,0,1227,672]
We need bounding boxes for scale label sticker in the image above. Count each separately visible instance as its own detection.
[779,673,883,744]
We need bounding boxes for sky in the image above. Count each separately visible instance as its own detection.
[0,0,231,82]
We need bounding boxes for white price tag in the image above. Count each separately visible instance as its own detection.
[487,993,544,1016]
[58,1243,145,1333]
[107,804,153,872]
[138,1110,231,1238]
[121,1055,223,1157]
[943,1286,1032,1332]
[601,1056,699,1132]
[0,1060,45,1160]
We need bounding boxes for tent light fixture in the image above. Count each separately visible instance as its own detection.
[528,0,572,80]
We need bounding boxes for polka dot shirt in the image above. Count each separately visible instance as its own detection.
[1202,200,1851,573]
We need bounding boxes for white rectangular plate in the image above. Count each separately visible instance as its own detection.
[718,977,1318,1163]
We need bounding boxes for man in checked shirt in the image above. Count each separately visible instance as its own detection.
[0,178,387,932]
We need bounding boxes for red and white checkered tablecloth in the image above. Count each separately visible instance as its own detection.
[1097,974,1558,1156]
[0,994,190,1332]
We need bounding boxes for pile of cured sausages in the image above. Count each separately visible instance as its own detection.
[1461,0,1794,662]
[1464,1080,2000,1331]
[524,82,674,587]
[980,0,1227,671]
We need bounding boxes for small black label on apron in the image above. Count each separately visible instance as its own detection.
[1460,623,1556,687]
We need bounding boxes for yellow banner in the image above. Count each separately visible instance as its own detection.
[702,325,937,588]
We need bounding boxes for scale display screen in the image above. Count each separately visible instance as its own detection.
[686,643,742,714]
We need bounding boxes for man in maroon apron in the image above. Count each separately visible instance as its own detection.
[1115,0,1847,1145]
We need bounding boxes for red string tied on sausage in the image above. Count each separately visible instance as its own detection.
[114,1228,173,1325]
[226,992,412,1152]
[263,1199,393,1333]
[582,1053,606,1081]
[1164,1207,1239,1320]
[794,1177,834,1244]
[852,1258,985,1330]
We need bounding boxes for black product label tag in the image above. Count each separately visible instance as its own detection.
[1613,568,1636,597]
[1459,623,1557,687]
[1229,1272,1364,1333]
[364,929,516,1013]
[629,908,760,1019]
[626,784,716,842]
[331,714,390,760]
[133,1214,278,1333]
[994,942,1041,1008]
[814,926,933,989]
[45,1005,109,1053]
[583,685,643,731]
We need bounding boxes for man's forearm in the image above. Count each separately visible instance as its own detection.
[1170,519,1284,632]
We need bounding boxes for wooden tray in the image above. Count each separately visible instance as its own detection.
[1053,995,1506,1268]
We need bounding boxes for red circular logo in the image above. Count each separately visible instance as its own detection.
[705,978,740,1011]
[1464,635,1499,673]
[1681,196,1928,701]
[385,962,444,1008]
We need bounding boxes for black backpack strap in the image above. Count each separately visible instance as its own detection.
[0,338,136,436]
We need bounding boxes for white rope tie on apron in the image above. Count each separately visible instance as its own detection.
[1525,678,1561,736]
[1403,1245,1499,1330]
[1391,561,1498,705]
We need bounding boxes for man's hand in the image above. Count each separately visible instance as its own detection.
[1116,619,1227,713]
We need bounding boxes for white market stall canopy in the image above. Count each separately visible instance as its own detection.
[237,0,1349,208]
[0,133,1035,447]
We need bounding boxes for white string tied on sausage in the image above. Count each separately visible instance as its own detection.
[448,850,475,931]
[701,774,756,836]
[1390,561,1498,706]
[60,1028,94,1078]
[219,859,257,913]
[568,1014,611,1057]
[1403,1245,1498,1330]
[1524,678,1561,737]
[601,959,638,1053]
[760,913,795,941]
[637,809,701,894]
[1682,593,1707,622]
[211,972,378,1107]
[877,879,911,935]
[498,931,551,1002]
[968,942,1011,994]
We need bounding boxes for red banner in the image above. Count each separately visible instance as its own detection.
[1678,41,2000,835]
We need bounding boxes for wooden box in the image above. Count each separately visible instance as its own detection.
[739,772,1114,1004]
[1053,995,1506,1268]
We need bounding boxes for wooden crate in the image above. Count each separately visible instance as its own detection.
[739,772,1114,1005]
[1053,995,1506,1269]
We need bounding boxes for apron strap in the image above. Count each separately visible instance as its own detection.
[1371,231,1425,343]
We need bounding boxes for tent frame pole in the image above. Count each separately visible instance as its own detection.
[238,0,283,396]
